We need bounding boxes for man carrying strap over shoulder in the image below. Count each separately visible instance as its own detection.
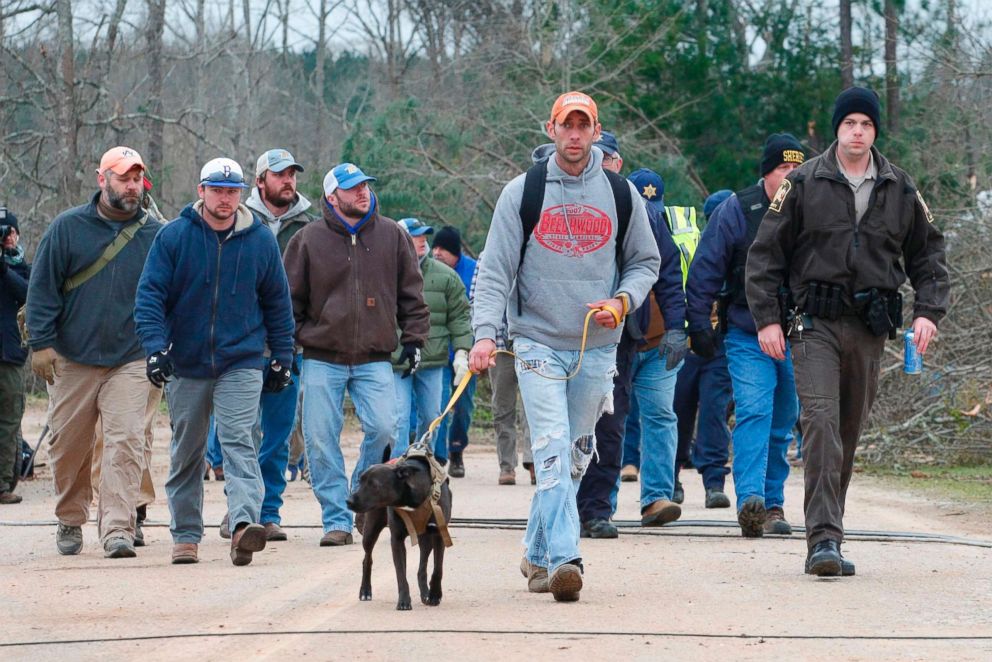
[26,146,163,559]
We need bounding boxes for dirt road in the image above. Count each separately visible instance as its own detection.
[2,411,991,661]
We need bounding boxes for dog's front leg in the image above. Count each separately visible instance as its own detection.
[426,531,444,606]
[359,509,386,601]
[391,528,412,610]
[417,533,432,604]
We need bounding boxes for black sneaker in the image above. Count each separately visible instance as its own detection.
[580,519,618,539]
[737,495,766,538]
[672,479,685,504]
[449,452,465,478]
[805,539,842,576]
[704,487,731,509]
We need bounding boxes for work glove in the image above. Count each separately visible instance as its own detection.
[146,350,175,388]
[689,328,717,360]
[263,360,293,393]
[452,349,470,386]
[31,347,60,385]
[399,343,421,378]
[660,329,689,371]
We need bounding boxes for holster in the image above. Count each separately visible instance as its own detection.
[803,281,845,321]
[853,288,901,338]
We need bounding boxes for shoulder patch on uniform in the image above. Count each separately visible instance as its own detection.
[768,179,792,214]
[916,190,935,224]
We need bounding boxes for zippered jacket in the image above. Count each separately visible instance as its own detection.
[133,201,295,378]
[26,191,162,366]
[283,196,430,366]
[746,142,949,329]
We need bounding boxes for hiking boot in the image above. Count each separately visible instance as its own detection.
[620,464,638,482]
[134,505,147,547]
[519,556,549,593]
[524,462,536,485]
[0,491,22,504]
[805,539,842,577]
[705,487,731,509]
[56,524,83,555]
[498,469,516,485]
[763,507,793,535]
[580,518,618,539]
[171,543,198,564]
[230,523,267,566]
[219,513,231,539]
[449,452,465,478]
[672,479,685,504]
[641,499,681,527]
[213,466,225,481]
[104,536,137,559]
[840,555,856,577]
[737,495,766,538]
[549,561,583,602]
[264,522,288,541]
[319,530,354,546]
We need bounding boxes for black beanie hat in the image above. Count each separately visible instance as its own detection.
[0,207,17,231]
[760,133,805,177]
[831,86,882,137]
[433,225,462,258]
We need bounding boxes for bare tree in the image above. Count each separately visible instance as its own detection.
[883,0,901,132]
[840,0,854,87]
[146,0,167,171]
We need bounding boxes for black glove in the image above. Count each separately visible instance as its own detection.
[689,328,717,360]
[399,343,421,378]
[146,351,174,388]
[263,360,293,392]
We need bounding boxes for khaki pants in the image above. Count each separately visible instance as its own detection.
[92,384,162,508]
[48,358,147,543]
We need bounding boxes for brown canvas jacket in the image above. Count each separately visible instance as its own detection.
[283,199,430,365]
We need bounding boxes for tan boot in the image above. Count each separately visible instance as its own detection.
[641,499,681,526]
[171,543,199,564]
[230,523,267,566]
[519,556,549,593]
[498,469,516,485]
[620,464,639,482]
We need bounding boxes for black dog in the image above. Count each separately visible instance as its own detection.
[346,452,452,610]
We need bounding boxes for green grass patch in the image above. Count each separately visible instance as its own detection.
[861,464,992,504]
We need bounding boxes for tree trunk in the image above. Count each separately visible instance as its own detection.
[55,0,80,204]
[314,0,331,165]
[840,0,854,88]
[883,0,900,133]
[145,0,167,173]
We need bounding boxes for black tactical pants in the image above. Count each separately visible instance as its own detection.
[789,315,886,549]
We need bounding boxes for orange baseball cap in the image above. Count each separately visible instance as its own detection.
[550,91,598,125]
[99,146,145,175]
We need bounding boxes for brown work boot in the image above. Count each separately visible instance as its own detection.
[549,562,583,602]
[319,530,354,546]
[171,543,199,564]
[219,513,231,539]
[620,464,639,482]
[230,523,267,566]
[640,499,682,526]
[519,556,549,593]
[0,491,22,504]
[524,462,536,485]
[498,469,516,485]
[763,507,793,535]
[264,522,288,541]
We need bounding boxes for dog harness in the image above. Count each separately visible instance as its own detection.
[395,445,453,548]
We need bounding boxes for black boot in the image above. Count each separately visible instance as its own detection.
[805,539,842,576]
[449,452,465,478]
[134,505,147,547]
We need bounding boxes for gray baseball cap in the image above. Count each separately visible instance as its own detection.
[255,149,304,177]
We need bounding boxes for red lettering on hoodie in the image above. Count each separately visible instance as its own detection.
[534,204,612,257]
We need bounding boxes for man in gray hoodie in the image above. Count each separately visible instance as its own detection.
[470,92,661,602]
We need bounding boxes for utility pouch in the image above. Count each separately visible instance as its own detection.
[854,288,898,337]
[803,281,844,321]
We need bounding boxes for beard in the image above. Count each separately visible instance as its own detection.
[337,198,370,218]
[104,183,140,213]
[262,181,296,208]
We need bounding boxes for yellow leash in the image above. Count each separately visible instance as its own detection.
[425,305,618,437]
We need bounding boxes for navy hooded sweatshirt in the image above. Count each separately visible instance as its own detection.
[134,201,294,378]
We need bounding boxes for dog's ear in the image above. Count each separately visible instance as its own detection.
[395,464,412,481]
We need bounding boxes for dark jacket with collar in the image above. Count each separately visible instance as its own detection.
[746,142,949,330]
[133,201,295,378]
[26,191,162,366]
[283,195,430,366]
[0,258,30,365]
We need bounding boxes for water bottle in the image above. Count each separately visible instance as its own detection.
[903,329,922,374]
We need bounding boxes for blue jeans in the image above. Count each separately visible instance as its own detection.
[205,417,223,469]
[257,354,301,524]
[673,348,733,490]
[724,326,797,511]
[301,359,396,534]
[514,337,616,573]
[630,350,681,510]
[621,392,641,469]
[435,363,476,462]
[391,367,443,458]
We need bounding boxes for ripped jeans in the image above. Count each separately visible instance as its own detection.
[513,336,617,573]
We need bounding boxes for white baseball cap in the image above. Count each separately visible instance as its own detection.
[199,157,249,188]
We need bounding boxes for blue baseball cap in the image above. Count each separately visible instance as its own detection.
[594,131,620,156]
[704,189,733,220]
[628,168,665,211]
[323,163,377,196]
[199,157,249,189]
[398,218,434,236]
[255,149,304,177]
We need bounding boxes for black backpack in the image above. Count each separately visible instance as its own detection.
[515,159,633,314]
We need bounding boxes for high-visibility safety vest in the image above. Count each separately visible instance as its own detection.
[663,205,700,287]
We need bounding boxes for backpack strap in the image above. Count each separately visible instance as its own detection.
[604,170,632,265]
[62,213,148,295]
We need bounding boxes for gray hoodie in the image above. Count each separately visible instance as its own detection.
[472,147,661,350]
[246,187,314,254]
